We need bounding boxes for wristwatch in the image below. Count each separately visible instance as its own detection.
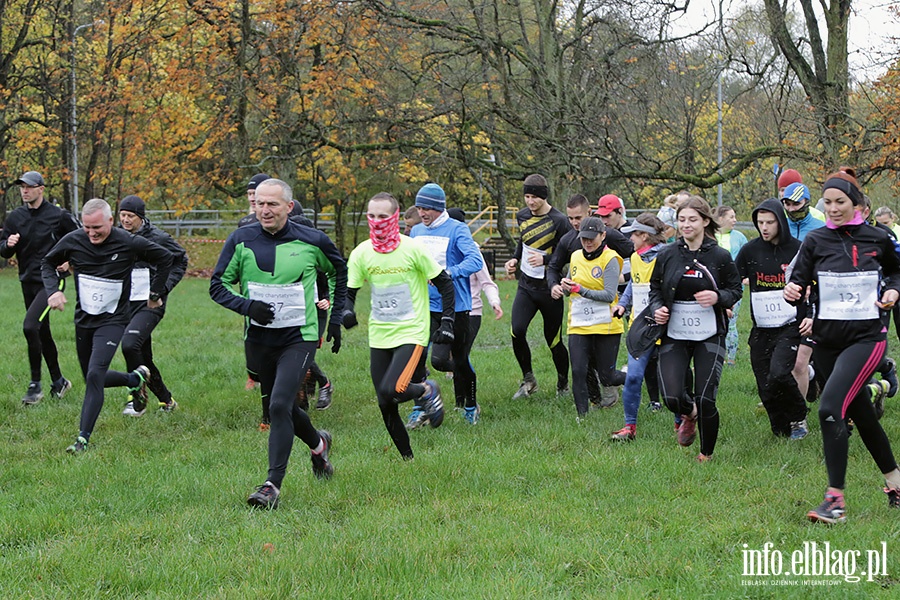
[149,292,161,302]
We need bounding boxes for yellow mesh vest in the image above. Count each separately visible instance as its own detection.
[568,247,624,335]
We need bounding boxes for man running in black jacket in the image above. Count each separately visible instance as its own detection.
[42,199,174,453]
[117,195,188,416]
[1,171,79,404]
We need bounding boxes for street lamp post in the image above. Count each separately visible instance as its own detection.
[70,20,103,217]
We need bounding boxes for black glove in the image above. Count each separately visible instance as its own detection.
[248,300,275,325]
[341,309,358,329]
[432,317,455,344]
[327,322,342,353]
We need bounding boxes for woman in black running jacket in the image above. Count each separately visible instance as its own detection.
[648,196,742,462]
[785,167,900,524]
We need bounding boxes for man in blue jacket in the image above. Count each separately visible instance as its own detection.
[782,182,825,242]
[410,183,483,424]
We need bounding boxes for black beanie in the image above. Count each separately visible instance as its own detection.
[119,195,146,219]
[247,173,270,191]
[523,174,549,199]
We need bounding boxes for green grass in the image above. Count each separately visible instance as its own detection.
[1,268,899,598]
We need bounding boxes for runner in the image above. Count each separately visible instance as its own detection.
[41,199,174,453]
[448,208,503,414]
[734,198,808,439]
[117,195,188,416]
[409,184,483,425]
[1,171,78,404]
[237,173,270,228]
[549,193,635,408]
[210,178,346,509]
[785,168,900,523]
[344,192,452,459]
[713,205,747,366]
[610,213,669,440]
[505,174,572,398]
[649,196,742,462]
[560,216,626,420]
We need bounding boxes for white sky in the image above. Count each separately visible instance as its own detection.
[672,0,898,78]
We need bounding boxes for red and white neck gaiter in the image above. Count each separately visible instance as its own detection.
[368,209,401,253]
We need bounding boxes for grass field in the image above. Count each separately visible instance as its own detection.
[1,268,900,598]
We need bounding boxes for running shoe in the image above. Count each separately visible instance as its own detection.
[316,380,333,410]
[258,422,270,432]
[807,492,846,524]
[159,398,178,412]
[66,436,88,454]
[870,380,889,420]
[22,381,43,405]
[128,365,151,410]
[512,373,537,400]
[599,386,619,408]
[885,487,900,509]
[122,400,147,417]
[556,385,570,397]
[245,376,259,391]
[247,481,280,509]
[463,404,481,425]
[421,379,444,429]
[696,453,712,463]
[406,407,427,430]
[310,430,334,479]
[882,358,899,398]
[789,419,809,440]
[649,400,663,412]
[50,377,72,400]
[611,424,636,441]
[677,413,697,447]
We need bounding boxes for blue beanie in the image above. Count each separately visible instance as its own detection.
[415,183,446,211]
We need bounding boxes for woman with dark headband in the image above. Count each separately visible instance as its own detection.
[785,167,900,523]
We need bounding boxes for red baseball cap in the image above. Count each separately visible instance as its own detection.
[596,194,625,216]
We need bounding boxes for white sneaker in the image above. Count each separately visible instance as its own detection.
[123,401,147,417]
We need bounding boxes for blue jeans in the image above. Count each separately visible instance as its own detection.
[622,347,658,426]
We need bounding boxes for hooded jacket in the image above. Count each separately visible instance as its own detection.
[648,235,742,337]
[787,213,900,346]
[735,198,805,326]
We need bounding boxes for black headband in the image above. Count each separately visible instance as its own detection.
[823,177,864,205]
[523,185,549,199]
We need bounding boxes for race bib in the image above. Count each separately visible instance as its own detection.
[631,283,650,317]
[668,301,716,341]
[818,271,879,321]
[570,295,612,327]
[751,289,796,328]
[247,281,306,328]
[415,235,449,269]
[78,274,123,315]
[130,268,150,302]
[521,245,547,279]
[371,284,415,323]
